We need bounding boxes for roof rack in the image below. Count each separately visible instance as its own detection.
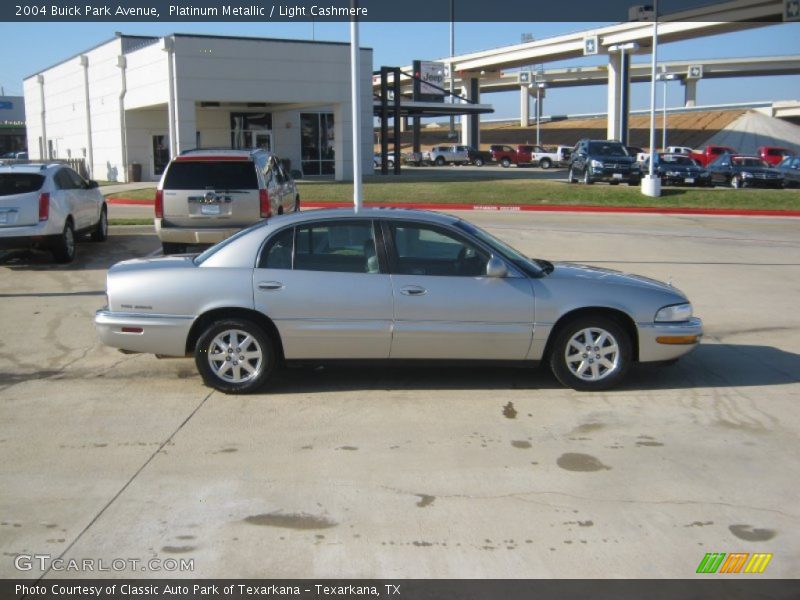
[179,147,266,155]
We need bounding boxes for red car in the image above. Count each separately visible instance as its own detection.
[757,146,796,167]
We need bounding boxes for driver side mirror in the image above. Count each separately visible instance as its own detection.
[486,256,508,278]
[88,180,99,189]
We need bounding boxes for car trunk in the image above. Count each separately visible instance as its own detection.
[161,159,261,229]
[0,173,46,227]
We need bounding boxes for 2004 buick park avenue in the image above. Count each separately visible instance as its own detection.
[95,209,702,393]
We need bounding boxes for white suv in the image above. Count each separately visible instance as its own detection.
[0,163,107,263]
[156,149,299,255]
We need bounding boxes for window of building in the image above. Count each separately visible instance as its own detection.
[300,113,334,176]
[231,112,272,150]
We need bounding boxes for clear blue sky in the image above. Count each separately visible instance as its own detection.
[1,21,799,118]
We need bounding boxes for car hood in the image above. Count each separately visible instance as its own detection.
[109,255,198,274]
[660,164,706,173]
[549,262,685,297]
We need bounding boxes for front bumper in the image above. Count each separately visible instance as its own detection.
[95,309,194,357]
[637,317,703,362]
[590,168,640,183]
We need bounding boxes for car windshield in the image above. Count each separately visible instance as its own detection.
[163,160,258,190]
[454,220,552,276]
[732,157,769,168]
[588,142,628,157]
[0,173,45,196]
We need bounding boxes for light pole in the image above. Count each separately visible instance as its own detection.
[657,71,677,150]
[642,0,661,197]
[607,42,639,143]
[448,0,456,139]
[350,0,362,211]
[535,82,546,146]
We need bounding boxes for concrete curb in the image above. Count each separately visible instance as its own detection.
[105,198,800,218]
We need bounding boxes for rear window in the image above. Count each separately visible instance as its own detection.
[0,173,45,196]
[163,161,258,190]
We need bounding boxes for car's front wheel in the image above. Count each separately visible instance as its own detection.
[567,167,577,183]
[539,158,552,169]
[473,157,484,167]
[294,195,301,212]
[435,156,446,166]
[195,318,275,394]
[500,158,511,168]
[52,220,76,263]
[549,315,632,391]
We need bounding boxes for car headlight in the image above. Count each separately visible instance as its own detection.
[590,159,603,169]
[655,303,693,323]
[666,170,680,177]
[741,171,753,178]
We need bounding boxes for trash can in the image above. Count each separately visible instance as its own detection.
[127,162,142,183]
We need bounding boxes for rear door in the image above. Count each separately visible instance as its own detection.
[253,219,393,359]
[161,158,261,229]
[383,220,534,360]
[65,168,98,229]
[0,172,46,228]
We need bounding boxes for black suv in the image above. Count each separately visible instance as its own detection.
[568,139,641,185]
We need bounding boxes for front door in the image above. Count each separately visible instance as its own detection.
[152,135,170,177]
[253,220,393,359]
[383,220,535,360]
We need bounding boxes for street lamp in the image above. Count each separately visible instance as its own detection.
[657,71,678,150]
[642,0,660,198]
[607,42,639,143]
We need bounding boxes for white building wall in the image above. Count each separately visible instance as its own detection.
[23,37,126,180]
[25,35,373,182]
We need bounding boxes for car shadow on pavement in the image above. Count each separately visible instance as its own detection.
[267,343,799,394]
[0,234,157,272]
[624,343,800,390]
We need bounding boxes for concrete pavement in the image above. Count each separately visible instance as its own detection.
[0,212,798,579]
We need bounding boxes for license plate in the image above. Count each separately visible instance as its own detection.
[612,173,623,179]
[200,204,221,215]
[684,177,694,184]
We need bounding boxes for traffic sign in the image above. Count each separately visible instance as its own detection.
[583,36,598,56]
[518,71,532,84]
[687,65,703,79]
[785,0,800,21]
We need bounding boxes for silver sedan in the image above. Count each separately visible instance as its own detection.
[95,209,702,393]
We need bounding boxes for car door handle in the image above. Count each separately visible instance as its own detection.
[258,281,284,291]
[400,285,427,296]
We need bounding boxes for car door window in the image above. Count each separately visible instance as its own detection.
[54,169,76,190]
[258,227,294,269]
[387,222,489,277]
[66,169,88,189]
[294,220,379,274]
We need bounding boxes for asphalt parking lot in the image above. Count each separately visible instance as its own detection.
[1,211,798,579]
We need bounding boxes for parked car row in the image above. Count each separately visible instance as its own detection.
[566,139,798,189]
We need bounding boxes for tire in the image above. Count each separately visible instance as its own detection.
[52,220,76,263]
[162,242,187,255]
[194,318,275,394]
[294,195,301,212]
[539,158,552,169]
[91,205,108,242]
[567,167,577,184]
[583,168,594,185]
[731,176,742,189]
[277,206,284,216]
[474,157,484,167]
[435,156,446,167]
[609,180,619,186]
[501,158,511,168]
[549,315,632,391]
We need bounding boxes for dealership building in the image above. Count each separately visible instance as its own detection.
[23,33,374,182]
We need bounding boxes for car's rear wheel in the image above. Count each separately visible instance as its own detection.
[539,158,552,169]
[195,318,275,394]
[162,242,186,255]
[52,220,76,263]
[91,205,108,242]
[549,315,632,391]
[474,157,484,167]
[500,158,511,168]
